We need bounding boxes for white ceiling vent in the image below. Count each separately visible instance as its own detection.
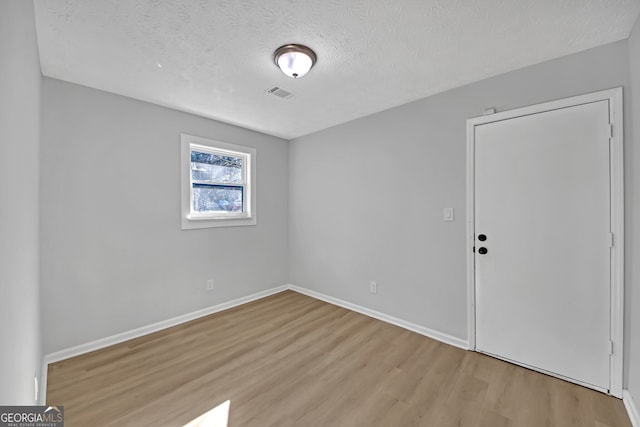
[266,86,294,100]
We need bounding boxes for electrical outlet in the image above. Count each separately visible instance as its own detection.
[206,279,215,291]
[370,281,378,294]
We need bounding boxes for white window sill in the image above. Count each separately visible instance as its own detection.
[181,215,256,229]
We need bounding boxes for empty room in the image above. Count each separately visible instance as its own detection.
[2,0,640,426]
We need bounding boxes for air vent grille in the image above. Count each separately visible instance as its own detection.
[266,86,294,99]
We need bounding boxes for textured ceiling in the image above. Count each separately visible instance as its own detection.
[34,0,640,139]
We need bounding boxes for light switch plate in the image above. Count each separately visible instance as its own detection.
[443,208,454,221]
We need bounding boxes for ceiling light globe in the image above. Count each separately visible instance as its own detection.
[274,44,316,78]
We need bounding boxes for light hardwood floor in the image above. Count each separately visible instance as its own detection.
[47,290,631,426]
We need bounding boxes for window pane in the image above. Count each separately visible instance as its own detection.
[192,184,243,213]
[191,151,243,184]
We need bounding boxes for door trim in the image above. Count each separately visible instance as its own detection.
[465,87,624,397]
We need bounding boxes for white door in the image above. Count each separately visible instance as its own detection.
[474,100,612,390]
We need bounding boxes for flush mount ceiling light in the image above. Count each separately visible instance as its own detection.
[274,44,317,78]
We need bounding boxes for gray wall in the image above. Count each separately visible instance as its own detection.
[29,8,640,409]
[289,41,631,344]
[41,78,289,354]
[627,14,640,406]
[0,1,42,404]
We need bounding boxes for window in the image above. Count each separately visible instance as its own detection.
[181,134,256,229]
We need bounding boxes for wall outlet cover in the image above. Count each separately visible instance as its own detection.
[370,281,378,294]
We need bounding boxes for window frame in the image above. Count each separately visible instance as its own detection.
[181,134,256,229]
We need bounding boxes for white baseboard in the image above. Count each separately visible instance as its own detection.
[624,390,640,427]
[288,285,468,349]
[41,285,289,403]
[44,285,289,366]
[40,360,48,405]
[41,283,469,403]
[45,284,467,366]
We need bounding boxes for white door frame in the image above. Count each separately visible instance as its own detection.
[466,87,624,397]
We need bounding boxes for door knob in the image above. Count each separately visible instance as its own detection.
[478,234,487,241]
[478,247,488,255]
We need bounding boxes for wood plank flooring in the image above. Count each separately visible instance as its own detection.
[47,290,631,426]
